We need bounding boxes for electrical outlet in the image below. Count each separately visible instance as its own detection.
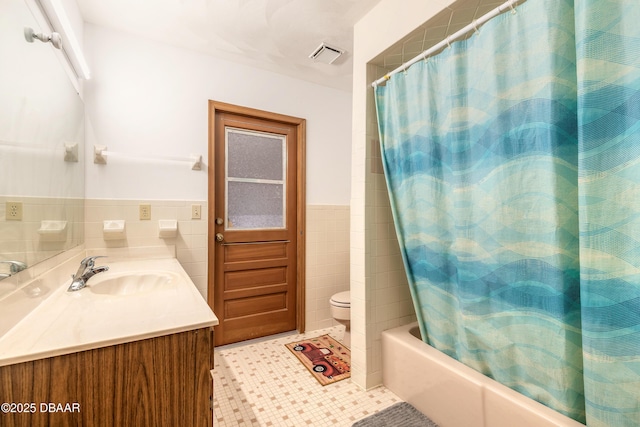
[139,204,151,220]
[191,204,201,219]
[6,201,23,221]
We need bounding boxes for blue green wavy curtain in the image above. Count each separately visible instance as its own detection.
[576,0,640,425]
[375,0,640,425]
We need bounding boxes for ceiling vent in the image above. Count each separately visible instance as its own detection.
[309,42,344,64]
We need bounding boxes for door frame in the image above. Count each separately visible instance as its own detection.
[207,100,306,334]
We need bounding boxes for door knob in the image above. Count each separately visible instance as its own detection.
[215,233,224,242]
[216,217,224,225]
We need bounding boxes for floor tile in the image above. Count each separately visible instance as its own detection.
[212,327,401,426]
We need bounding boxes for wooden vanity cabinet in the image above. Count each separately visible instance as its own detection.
[0,327,213,427]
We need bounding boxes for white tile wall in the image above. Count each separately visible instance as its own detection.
[84,199,209,296]
[370,170,415,359]
[0,196,84,269]
[305,205,350,332]
[84,199,350,330]
[365,70,416,386]
[349,60,417,390]
[351,0,464,390]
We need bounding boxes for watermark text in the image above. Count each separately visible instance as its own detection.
[1,402,80,414]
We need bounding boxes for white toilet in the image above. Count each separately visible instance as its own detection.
[330,291,351,346]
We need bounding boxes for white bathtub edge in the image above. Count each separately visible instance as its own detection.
[382,322,586,427]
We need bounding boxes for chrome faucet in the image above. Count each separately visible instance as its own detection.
[67,256,109,292]
[0,260,27,274]
[0,260,27,280]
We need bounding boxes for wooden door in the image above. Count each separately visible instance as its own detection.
[209,102,305,346]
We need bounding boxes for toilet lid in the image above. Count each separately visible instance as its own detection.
[330,291,350,307]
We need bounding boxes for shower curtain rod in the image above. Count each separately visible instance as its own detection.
[370,0,525,87]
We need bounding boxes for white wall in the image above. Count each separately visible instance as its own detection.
[0,0,85,199]
[84,24,352,205]
[81,23,353,329]
[350,0,456,389]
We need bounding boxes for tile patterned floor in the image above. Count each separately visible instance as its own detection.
[212,327,401,426]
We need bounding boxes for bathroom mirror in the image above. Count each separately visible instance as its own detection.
[0,0,85,280]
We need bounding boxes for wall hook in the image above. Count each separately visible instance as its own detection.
[24,27,62,49]
[94,145,107,164]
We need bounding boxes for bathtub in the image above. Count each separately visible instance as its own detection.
[382,323,586,427]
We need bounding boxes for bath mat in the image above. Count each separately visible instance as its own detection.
[285,334,350,386]
[352,402,439,427]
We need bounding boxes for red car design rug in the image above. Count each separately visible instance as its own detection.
[285,335,351,386]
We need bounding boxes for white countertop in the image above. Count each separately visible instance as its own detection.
[0,254,218,366]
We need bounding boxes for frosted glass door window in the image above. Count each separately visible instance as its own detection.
[226,128,286,229]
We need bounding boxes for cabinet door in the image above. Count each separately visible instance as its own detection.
[0,328,213,427]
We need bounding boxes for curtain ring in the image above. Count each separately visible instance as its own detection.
[509,0,517,14]
[473,20,480,34]
[446,36,452,49]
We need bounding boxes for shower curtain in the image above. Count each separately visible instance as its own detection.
[375,0,640,425]
[576,0,640,426]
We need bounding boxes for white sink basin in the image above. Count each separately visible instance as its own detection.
[88,271,180,296]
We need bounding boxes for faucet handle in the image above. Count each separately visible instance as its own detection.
[80,255,107,268]
[10,260,27,273]
[0,260,27,274]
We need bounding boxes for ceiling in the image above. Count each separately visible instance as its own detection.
[76,0,383,92]
[76,0,512,92]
